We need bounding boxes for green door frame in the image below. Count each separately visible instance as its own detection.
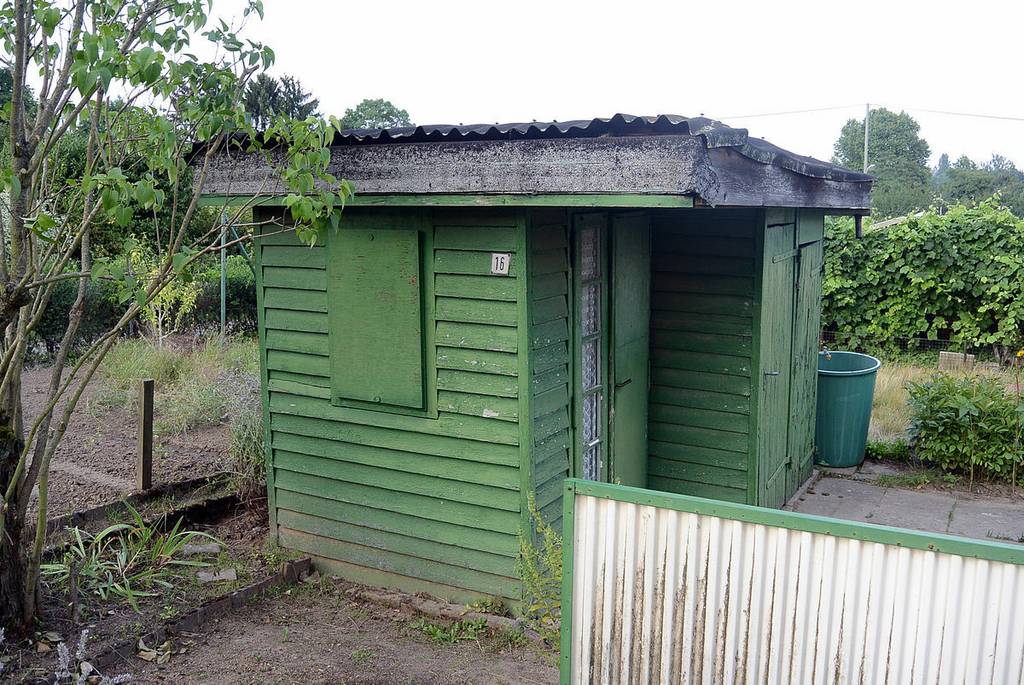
[569,210,652,486]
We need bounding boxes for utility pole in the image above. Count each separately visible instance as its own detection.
[862,102,871,174]
[856,103,871,239]
[219,209,227,340]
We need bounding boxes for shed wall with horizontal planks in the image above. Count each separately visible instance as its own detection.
[525,209,574,528]
[255,207,529,602]
[646,209,760,503]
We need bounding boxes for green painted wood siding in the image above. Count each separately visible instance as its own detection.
[256,208,526,602]
[525,210,572,526]
[647,209,758,503]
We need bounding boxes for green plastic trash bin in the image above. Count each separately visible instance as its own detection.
[815,351,881,468]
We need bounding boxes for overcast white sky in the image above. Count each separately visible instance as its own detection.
[215,0,1023,168]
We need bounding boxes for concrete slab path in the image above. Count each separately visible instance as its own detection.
[786,474,1024,545]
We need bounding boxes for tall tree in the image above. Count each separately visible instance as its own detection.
[279,75,319,120]
[339,98,412,130]
[933,152,951,186]
[243,72,282,130]
[934,153,1024,217]
[0,0,347,634]
[244,73,319,129]
[833,108,931,218]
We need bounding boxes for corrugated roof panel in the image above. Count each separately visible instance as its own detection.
[335,113,871,183]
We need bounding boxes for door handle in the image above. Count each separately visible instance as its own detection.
[615,378,633,389]
[764,370,781,376]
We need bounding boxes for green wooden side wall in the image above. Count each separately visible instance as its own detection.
[256,207,528,602]
[525,209,573,527]
[646,209,759,504]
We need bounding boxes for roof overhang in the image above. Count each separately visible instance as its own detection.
[198,132,871,212]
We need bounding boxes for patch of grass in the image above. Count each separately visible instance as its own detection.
[351,648,376,665]
[875,471,936,489]
[41,504,216,612]
[865,440,910,462]
[465,597,510,617]
[409,617,488,645]
[218,366,265,499]
[154,339,257,435]
[91,337,258,437]
[484,626,528,653]
[869,363,934,443]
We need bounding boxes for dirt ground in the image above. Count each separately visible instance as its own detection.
[4,499,557,685]
[22,365,230,518]
[4,504,281,681]
[132,583,559,685]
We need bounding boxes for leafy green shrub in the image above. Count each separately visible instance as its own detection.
[907,373,1024,483]
[824,198,1024,356]
[517,495,561,643]
[29,253,256,362]
[865,440,911,462]
[188,255,257,333]
[32,277,125,358]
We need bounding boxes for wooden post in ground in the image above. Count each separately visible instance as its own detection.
[137,378,154,491]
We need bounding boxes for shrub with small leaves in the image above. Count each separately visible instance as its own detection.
[907,373,1024,483]
[516,495,562,644]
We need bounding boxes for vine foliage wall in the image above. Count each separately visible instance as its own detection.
[823,197,1024,358]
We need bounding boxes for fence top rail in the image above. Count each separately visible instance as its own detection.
[566,479,1024,566]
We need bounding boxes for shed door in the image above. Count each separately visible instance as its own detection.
[609,212,650,488]
[759,222,796,507]
[787,211,825,494]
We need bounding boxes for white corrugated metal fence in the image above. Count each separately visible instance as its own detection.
[563,480,1024,684]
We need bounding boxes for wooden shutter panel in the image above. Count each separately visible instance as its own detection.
[329,227,425,409]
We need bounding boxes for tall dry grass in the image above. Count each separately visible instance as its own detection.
[868,361,1015,443]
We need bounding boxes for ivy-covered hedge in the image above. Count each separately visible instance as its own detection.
[823,198,1024,354]
[190,256,258,333]
[32,278,124,357]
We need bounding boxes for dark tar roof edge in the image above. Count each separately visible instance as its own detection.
[334,113,873,184]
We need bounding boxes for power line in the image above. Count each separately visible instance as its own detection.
[894,106,1024,123]
[720,104,862,119]
[718,103,1024,123]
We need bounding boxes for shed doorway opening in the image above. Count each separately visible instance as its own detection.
[567,207,824,507]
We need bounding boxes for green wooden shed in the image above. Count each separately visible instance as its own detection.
[199,114,872,603]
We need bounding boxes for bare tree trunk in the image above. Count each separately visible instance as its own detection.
[0,383,28,632]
